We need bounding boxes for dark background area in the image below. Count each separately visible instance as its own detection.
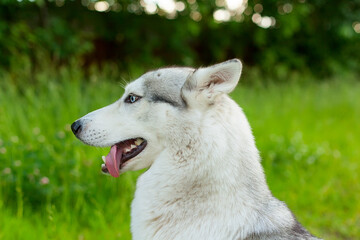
[1,0,359,79]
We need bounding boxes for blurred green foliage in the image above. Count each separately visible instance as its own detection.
[0,0,359,78]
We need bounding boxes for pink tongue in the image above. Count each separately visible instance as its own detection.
[105,145,123,178]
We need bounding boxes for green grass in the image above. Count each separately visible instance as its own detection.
[0,67,359,239]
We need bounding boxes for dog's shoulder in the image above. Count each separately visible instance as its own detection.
[244,214,321,240]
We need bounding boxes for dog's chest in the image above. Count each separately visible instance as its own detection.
[129,168,255,240]
[130,168,214,239]
[130,170,199,238]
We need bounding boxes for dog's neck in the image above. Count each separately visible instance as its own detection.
[146,97,271,201]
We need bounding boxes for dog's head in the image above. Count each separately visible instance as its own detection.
[71,59,242,177]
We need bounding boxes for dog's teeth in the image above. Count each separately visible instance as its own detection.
[131,144,136,149]
[135,138,143,146]
[102,156,106,163]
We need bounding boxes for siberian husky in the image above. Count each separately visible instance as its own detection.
[71,59,321,240]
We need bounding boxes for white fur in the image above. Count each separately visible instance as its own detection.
[74,59,319,240]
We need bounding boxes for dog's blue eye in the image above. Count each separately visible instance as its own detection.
[125,94,140,103]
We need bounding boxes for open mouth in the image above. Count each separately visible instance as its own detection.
[101,138,147,177]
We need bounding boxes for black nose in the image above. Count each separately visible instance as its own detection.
[71,120,82,136]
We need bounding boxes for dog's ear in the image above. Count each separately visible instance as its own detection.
[181,59,242,106]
